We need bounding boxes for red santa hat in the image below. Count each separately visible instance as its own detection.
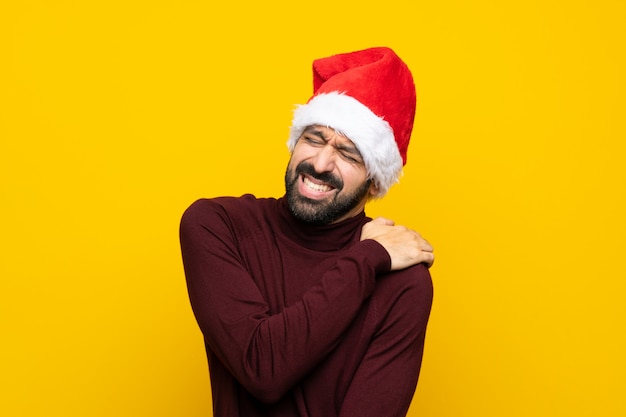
[287,46,417,197]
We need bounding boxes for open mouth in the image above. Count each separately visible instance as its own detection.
[303,176,333,192]
[299,174,337,198]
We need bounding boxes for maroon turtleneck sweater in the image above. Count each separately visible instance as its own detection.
[179,195,433,417]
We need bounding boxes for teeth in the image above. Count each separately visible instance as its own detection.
[303,177,331,192]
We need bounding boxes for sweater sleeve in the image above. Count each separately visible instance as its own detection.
[339,264,434,417]
[179,199,391,404]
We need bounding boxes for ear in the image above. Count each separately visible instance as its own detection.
[368,182,381,198]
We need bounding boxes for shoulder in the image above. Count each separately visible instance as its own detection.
[180,194,279,235]
[182,194,275,221]
[376,264,434,314]
[393,264,433,297]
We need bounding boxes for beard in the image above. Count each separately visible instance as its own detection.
[284,161,372,226]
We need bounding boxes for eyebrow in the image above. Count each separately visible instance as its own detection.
[303,126,327,141]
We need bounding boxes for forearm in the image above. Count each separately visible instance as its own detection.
[180,200,391,403]
[233,250,380,401]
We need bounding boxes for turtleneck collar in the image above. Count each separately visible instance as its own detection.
[275,197,368,252]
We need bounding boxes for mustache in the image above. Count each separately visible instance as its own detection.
[295,162,344,190]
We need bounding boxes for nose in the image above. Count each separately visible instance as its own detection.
[310,144,336,173]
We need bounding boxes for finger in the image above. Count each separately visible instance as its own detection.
[419,239,433,253]
[414,234,433,252]
[421,252,435,268]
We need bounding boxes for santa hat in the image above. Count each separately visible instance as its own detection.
[287,46,416,197]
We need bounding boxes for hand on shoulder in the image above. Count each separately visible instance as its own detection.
[360,217,434,270]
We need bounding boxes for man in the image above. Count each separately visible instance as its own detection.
[180,46,434,417]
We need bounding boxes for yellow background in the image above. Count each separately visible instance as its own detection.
[1,1,624,416]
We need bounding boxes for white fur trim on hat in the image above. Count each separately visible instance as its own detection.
[287,92,403,197]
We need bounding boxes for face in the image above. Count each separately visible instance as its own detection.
[284,125,378,225]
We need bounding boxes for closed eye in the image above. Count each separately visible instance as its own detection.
[337,146,364,164]
[303,135,325,146]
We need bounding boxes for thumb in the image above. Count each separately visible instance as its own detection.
[370,216,395,226]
